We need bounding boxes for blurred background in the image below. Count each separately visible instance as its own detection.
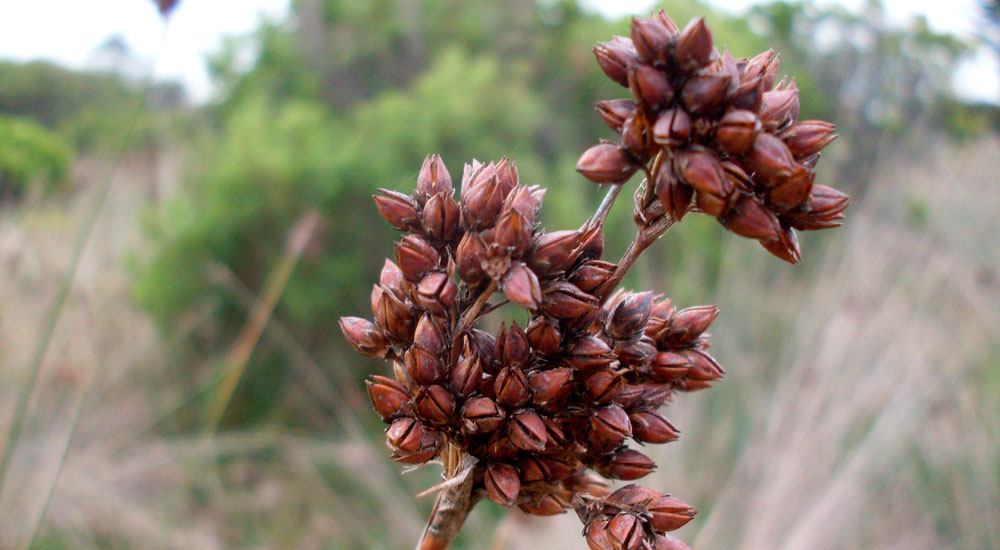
[1,0,998,548]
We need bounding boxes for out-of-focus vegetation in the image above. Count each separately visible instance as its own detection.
[1,1,998,549]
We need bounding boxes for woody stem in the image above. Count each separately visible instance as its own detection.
[415,458,481,550]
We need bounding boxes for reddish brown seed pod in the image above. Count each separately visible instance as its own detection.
[496,322,531,369]
[502,262,543,310]
[630,411,681,444]
[647,495,697,532]
[607,512,646,550]
[494,208,533,257]
[747,132,798,182]
[385,418,442,464]
[518,491,569,516]
[529,230,582,277]
[414,154,453,205]
[494,366,532,408]
[449,352,483,398]
[596,99,639,133]
[601,447,657,480]
[607,484,661,509]
[644,351,692,382]
[508,411,549,452]
[759,84,800,131]
[722,195,782,240]
[662,305,718,344]
[378,259,407,299]
[373,288,414,343]
[455,231,488,284]
[529,367,573,406]
[338,317,388,357]
[630,16,673,65]
[374,189,419,230]
[629,65,674,113]
[716,109,761,155]
[570,260,617,294]
[543,281,599,320]
[781,120,837,158]
[421,191,460,243]
[681,71,731,115]
[412,314,447,354]
[590,404,633,447]
[576,143,640,184]
[675,147,732,202]
[495,157,520,197]
[766,166,814,212]
[675,17,714,71]
[654,162,693,223]
[585,518,615,550]
[760,221,801,264]
[394,234,440,282]
[365,375,411,421]
[414,385,456,424]
[594,36,640,88]
[485,462,521,507]
[651,107,692,149]
[404,346,444,386]
[654,535,693,550]
[607,291,655,339]
[526,315,562,356]
[461,397,505,434]
[461,162,504,230]
[585,368,624,405]
[414,271,458,315]
[564,335,615,371]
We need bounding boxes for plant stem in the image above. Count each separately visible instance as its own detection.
[416,456,480,550]
[596,214,675,302]
[589,183,625,228]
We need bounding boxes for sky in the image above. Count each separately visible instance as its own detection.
[0,0,997,103]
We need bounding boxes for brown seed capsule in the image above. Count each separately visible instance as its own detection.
[607,512,645,550]
[653,9,680,34]
[374,288,414,343]
[466,329,498,370]
[496,322,531,369]
[485,462,521,507]
[529,367,573,406]
[487,432,520,460]
[607,291,655,339]
[495,157,519,197]
[449,352,483,398]
[655,160,693,223]
[662,305,718,344]
[590,404,633,447]
[415,154,452,205]
[543,281,599,320]
[564,335,615,371]
[747,132,797,182]
[494,209,533,258]
[565,471,611,498]
[508,411,548,452]
[530,230,582,276]
[722,195,782,240]
[602,447,657,480]
[766,165,814,212]
[526,315,562,356]
[461,397,505,434]
[654,535,693,550]
[716,109,761,155]
[607,484,661,509]
[615,336,657,367]
[631,16,673,65]
[503,262,543,310]
[415,384,456,424]
[759,221,801,264]
[685,348,725,381]
[386,418,442,464]
[404,346,444,386]
[742,49,778,88]
[645,351,692,382]
[630,411,681,444]
[338,317,388,357]
[621,112,656,161]
[651,108,691,148]
[455,231,488,284]
[518,491,569,516]
[422,192,460,243]
[414,271,457,315]
[676,148,732,203]
[786,184,849,230]
[374,189,419,230]
[629,65,674,113]
[594,36,640,88]
[781,120,836,158]
[379,259,407,299]
[759,85,800,130]
[461,163,504,230]
[365,375,411,420]
[681,71,731,115]
[394,234,439,282]
[586,368,624,405]
[647,495,696,532]
[495,366,532,408]
[412,314,447,354]
[585,519,615,550]
[505,184,544,221]
[675,18,714,71]
[576,143,639,184]
[570,260,617,294]
[596,99,639,133]
[519,456,551,483]
[730,74,765,112]
[542,417,568,449]
[577,223,606,261]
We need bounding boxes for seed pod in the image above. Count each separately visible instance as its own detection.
[631,383,673,411]
[630,411,680,444]
[742,49,778,88]
[461,397,505,434]
[730,74,765,112]
[675,18,713,72]
[596,99,639,133]
[721,195,782,240]
[651,107,691,148]
[542,417,568,449]
[662,305,718,345]
[565,471,611,498]
[529,367,573,406]
[466,329,498,370]
[338,317,388,357]
[394,234,439,282]
[607,484,660,509]
[585,519,615,550]
[379,259,407,299]
[676,147,732,202]
[373,189,419,230]
[422,192,460,243]
[781,120,836,158]
[746,132,797,182]
[759,84,800,131]
[607,512,645,550]
[614,336,657,367]
[621,112,656,161]
[404,346,444,386]
[519,456,551,483]
[647,495,696,532]
[385,418,442,464]
[644,351,691,382]
[518,491,569,516]
[785,184,849,231]
[455,231,488,284]
[461,162,503,230]
[526,315,562,356]
[766,165,814,212]
[415,154,452,205]
[601,447,657,480]
[495,157,520,197]
[412,314,447,354]
[449,351,483,398]
[485,462,521,507]
[681,71,731,115]
[502,262,543,310]
[505,184,544,221]
[543,281,598,320]
[495,366,532,408]
[374,288,414,343]
[564,336,614,371]
[716,109,761,155]
[576,143,639,184]
[594,36,640,88]
[590,404,633,447]
[631,16,673,65]
[570,260,617,294]
[685,349,725,381]
[487,432,520,460]
[577,223,606,261]
[508,411,548,452]
[759,221,801,264]
[365,375,411,420]
[529,230,582,277]
[586,368,623,405]
[629,65,673,113]
[654,535,693,550]
[414,271,458,315]
[414,384,456,424]
[496,322,531,369]
[607,291,655,339]
[653,9,680,35]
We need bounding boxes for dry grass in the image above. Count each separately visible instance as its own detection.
[2,133,998,549]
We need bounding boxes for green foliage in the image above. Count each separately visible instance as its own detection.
[0,115,72,200]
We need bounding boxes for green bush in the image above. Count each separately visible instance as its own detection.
[0,115,72,200]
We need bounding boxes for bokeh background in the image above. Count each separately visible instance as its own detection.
[1,1,999,548]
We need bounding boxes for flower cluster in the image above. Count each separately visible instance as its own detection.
[341,154,720,548]
[576,11,848,262]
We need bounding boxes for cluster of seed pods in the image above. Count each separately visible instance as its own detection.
[576,10,849,262]
[340,153,721,548]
